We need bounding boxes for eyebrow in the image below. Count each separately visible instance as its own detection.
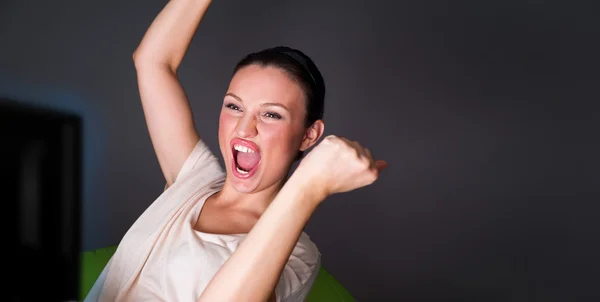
[225,93,289,111]
[225,93,243,102]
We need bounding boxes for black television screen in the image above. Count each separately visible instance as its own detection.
[1,98,82,301]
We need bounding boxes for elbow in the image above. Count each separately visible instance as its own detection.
[132,44,146,63]
[132,49,145,69]
[132,50,174,72]
[132,49,150,69]
[132,49,140,63]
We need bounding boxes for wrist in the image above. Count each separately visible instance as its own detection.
[286,170,328,208]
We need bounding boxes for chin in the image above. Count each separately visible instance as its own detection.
[227,171,262,193]
[226,171,287,196]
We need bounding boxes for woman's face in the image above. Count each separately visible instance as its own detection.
[218,64,313,193]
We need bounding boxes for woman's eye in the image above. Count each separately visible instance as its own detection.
[264,112,282,119]
[225,103,241,111]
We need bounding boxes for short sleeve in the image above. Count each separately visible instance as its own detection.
[173,139,223,184]
[275,232,321,302]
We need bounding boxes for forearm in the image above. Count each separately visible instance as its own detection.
[198,174,325,302]
[133,0,212,71]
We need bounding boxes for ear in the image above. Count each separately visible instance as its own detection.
[299,120,325,151]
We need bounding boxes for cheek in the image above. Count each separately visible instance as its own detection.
[258,123,302,155]
[218,112,238,156]
[219,112,237,133]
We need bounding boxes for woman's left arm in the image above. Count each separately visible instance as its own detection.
[198,135,387,302]
[198,172,324,302]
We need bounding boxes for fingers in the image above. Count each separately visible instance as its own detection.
[365,148,377,170]
[333,135,388,173]
[366,148,388,173]
[365,148,373,159]
[338,137,365,158]
[374,160,388,171]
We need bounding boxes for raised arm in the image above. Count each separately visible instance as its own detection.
[198,136,388,301]
[132,0,213,186]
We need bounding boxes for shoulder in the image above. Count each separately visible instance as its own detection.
[293,232,320,264]
[275,232,321,301]
[172,138,224,185]
[286,232,320,276]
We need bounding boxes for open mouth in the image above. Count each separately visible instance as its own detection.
[231,138,261,178]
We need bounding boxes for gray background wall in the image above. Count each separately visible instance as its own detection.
[2,0,599,300]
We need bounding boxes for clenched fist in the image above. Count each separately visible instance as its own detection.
[294,135,388,198]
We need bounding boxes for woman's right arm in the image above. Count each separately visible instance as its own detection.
[132,0,213,186]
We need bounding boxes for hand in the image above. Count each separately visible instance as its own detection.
[294,135,388,199]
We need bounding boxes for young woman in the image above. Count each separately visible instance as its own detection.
[85,0,386,301]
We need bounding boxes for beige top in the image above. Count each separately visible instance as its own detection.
[86,139,321,302]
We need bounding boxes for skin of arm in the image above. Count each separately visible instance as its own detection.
[132,0,213,186]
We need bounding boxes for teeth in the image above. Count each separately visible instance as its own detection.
[234,144,254,153]
[236,166,249,175]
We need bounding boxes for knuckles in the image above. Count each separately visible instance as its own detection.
[310,134,381,194]
[360,158,372,170]
[320,134,377,172]
[324,136,373,168]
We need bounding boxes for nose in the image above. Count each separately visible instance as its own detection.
[235,114,258,138]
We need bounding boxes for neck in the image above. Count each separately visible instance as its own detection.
[214,175,289,215]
